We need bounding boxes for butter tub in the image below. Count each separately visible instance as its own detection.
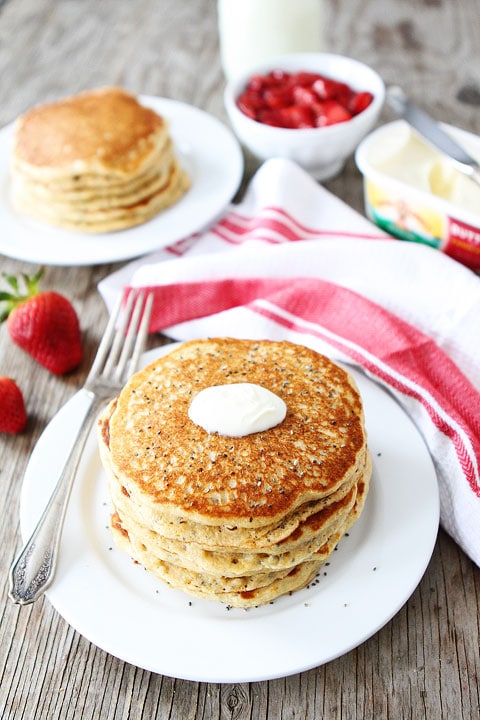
[355,119,480,271]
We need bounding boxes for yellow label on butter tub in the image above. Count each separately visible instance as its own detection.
[365,180,445,249]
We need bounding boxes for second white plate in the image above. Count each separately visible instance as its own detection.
[0,97,243,265]
[19,347,439,683]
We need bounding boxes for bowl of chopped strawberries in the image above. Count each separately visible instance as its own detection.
[224,53,385,180]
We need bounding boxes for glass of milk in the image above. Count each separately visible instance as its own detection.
[217,0,324,82]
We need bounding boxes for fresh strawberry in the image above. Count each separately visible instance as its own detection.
[0,269,83,375]
[256,109,285,127]
[348,90,374,115]
[236,90,264,118]
[245,74,268,93]
[315,100,352,126]
[237,68,375,130]
[264,70,290,86]
[289,71,323,87]
[0,377,27,434]
[312,77,351,105]
[263,85,294,110]
[278,105,315,129]
[292,85,318,107]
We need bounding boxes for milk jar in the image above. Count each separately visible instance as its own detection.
[218,0,324,82]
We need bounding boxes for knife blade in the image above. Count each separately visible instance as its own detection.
[386,85,480,186]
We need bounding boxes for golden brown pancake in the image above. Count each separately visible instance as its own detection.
[12,160,190,233]
[103,447,366,549]
[104,338,367,526]
[12,86,168,177]
[11,140,175,204]
[10,87,190,232]
[110,484,358,575]
[97,338,371,607]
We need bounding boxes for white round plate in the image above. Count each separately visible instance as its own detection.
[0,97,243,265]
[19,346,439,683]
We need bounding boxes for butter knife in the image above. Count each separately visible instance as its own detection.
[386,85,480,186]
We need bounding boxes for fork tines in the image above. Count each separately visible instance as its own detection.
[87,290,154,386]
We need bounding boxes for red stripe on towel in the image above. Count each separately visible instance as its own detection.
[129,275,480,498]
[212,206,388,245]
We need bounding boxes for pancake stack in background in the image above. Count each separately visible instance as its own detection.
[10,87,190,232]
[97,338,372,608]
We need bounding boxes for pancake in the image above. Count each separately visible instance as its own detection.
[13,160,190,233]
[103,338,368,526]
[12,86,169,179]
[103,445,366,548]
[110,484,359,575]
[97,338,372,607]
[110,512,329,608]
[10,87,190,232]
[11,140,175,205]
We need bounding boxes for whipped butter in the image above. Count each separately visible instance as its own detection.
[188,383,287,437]
[370,124,480,214]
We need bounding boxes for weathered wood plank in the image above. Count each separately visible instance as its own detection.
[1,0,479,718]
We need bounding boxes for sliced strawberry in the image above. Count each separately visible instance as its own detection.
[315,100,352,126]
[278,105,315,129]
[257,109,285,127]
[289,71,323,87]
[292,85,318,107]
[263,86,294,109]
[312,77,351,105]
[0,376,27,434]
[246,74,269,93]
[237,90,263,119]
[349,91,374,115]
[310,100,327,125]
[265,69,291,85]
[237,68,372,129]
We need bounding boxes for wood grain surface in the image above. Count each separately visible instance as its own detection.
[0,1,479,718]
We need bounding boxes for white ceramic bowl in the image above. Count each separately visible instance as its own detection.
[224,53,385,181]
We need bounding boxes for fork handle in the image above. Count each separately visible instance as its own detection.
[8,391,100,605]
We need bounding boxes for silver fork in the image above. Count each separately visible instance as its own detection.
[8,290,153,605]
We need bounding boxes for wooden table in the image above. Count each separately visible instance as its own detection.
[1,1,479,718]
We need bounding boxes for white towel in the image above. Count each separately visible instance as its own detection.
[99,157,480,566]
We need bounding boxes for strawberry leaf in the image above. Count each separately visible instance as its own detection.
[3,274,19,293]
[0,268,44,322]
[23,268,43,296]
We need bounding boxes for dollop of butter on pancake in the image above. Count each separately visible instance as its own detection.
[188,382,287,437]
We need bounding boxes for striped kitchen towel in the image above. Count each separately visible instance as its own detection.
[99,157,480,566]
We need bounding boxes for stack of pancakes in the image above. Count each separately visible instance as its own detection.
[10,87,190,232]
[98,338,372,608]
